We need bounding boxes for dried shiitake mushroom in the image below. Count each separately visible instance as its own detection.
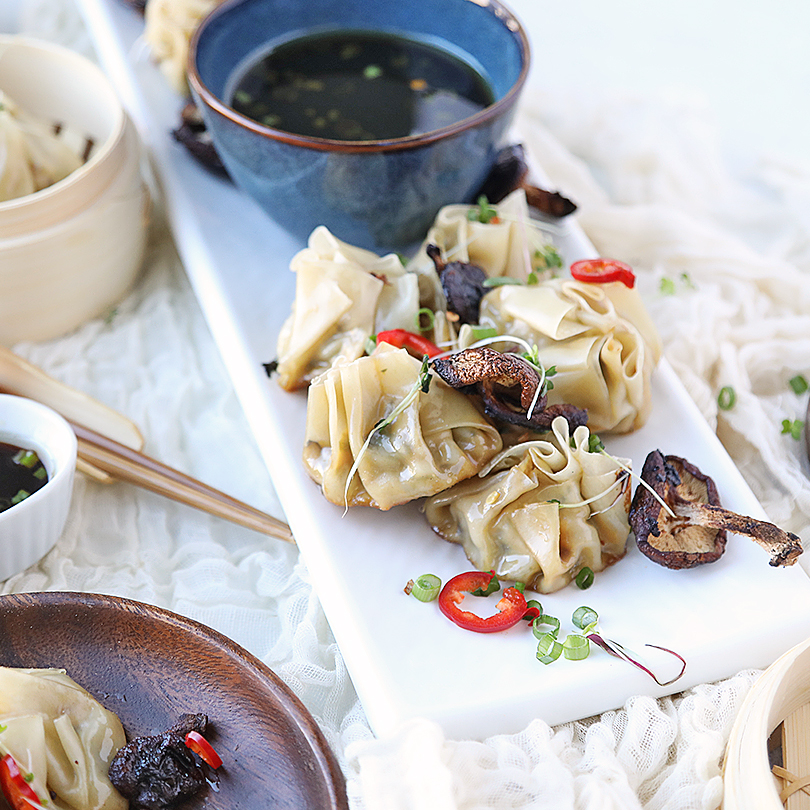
[432,346,587,431]
[630,450,803,569]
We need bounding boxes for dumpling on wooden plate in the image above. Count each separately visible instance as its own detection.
[424,416,631,593]
[303,344,503,510]
[275,226,419,391]
[0,667,127,810]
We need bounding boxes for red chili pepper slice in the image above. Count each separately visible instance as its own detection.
[185,731,223,769]
[0,754,42,810]
[438,571,527,633]
[570,258,636,288]
[376,329,442,358]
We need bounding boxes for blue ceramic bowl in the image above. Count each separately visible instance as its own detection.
[188,0,530,252]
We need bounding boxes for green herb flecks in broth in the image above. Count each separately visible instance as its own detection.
[0,442,48,513]
[230,30,494,141]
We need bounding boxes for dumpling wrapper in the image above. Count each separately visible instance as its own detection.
[406,189,561,312]
[425,416,631,594]
[0,91,83,202]
[480,278,659,433]
[0,667,127,810]
[275,226,420,390]
[303,344,503,510]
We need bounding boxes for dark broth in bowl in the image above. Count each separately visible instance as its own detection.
[229,30,494,141]
[0,442,48,513]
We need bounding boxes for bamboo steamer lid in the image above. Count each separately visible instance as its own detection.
[724,636,810,808]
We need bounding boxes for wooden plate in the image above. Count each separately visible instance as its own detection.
[0,591,348,809]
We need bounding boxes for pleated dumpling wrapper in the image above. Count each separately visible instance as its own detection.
[425,416,631,594]
[275,226,420,391]
[479,277,661,433]
[0,667,127,810]
[406,189,562,310]
[303,344,503,510]
[0,91,83,202]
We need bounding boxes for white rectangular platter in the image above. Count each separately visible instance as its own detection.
[76,0,810,740]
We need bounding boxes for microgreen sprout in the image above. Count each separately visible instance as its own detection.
[789,374,808,395]
[533,244,563,270]
[781,419,804,440]
[467,195,499,224]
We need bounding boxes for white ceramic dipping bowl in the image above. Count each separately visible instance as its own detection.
[0,36,150,345]
[0,394,77,580]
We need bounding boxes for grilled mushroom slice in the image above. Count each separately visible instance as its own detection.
[426,244,487,324]
[474,143,578,218]
[432,346,587,430]
[630,450,803,569]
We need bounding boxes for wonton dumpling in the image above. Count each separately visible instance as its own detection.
[479,278,659,433]
[425,416,631,593]
[0,667,126,810]
[406,189,561,309]
[303,344,502,510]
[275,226,420,391]
[144,0,225,94]
[0,92,83,202]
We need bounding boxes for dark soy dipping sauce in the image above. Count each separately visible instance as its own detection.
[230,30,495,141]
[0,442,48,513]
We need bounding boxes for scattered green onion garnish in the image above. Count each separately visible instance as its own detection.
[11,490,30,505]
[531,613,561,640]
[572,606,598,631]
[467,195,498,224]
[789,374,808,395]
[363,64,382,79]
[415,307,435,332]
[536,633,563,665]
[405,574,442,602]
[469,326,498,342]
[717,386,736,410]
[574,567,594,589]
[659,277,676,296]
[563,634,590,660]
[482,276,523,288]
[782,419,804,440]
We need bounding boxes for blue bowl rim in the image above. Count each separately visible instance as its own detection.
[187,0,530,154]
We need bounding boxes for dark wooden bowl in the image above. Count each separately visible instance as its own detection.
[0,591,348,809]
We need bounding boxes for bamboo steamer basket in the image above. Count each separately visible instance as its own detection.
[724,635,810,809]
[0,36,150,345]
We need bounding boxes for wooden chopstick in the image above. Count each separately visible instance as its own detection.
[69,420,295,543]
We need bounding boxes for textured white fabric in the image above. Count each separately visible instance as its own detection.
[6,1,810,807]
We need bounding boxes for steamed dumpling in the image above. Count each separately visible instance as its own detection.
[479,277,659,433]
[0,91,83,202]
[144,0,224,94]
[275,226,420,391]
[424,416,631,593]
[0,667,126,810]
[303,343,503,510]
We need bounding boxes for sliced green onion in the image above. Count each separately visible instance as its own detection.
[415,307,435,332]
[536,633,563,665]
[575,567,594,590]
[13,450,39,468]
[572,606,598,630]
[469,326,498,342]
[563,634,590,660]
[408,574,441,602]
[789,374,808,395]
[531,614,560,640]
[717,386,736,410]
[33,467,47,481]
[483,276,523,288]
[524,599,543,619]
[11,490,30,505]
